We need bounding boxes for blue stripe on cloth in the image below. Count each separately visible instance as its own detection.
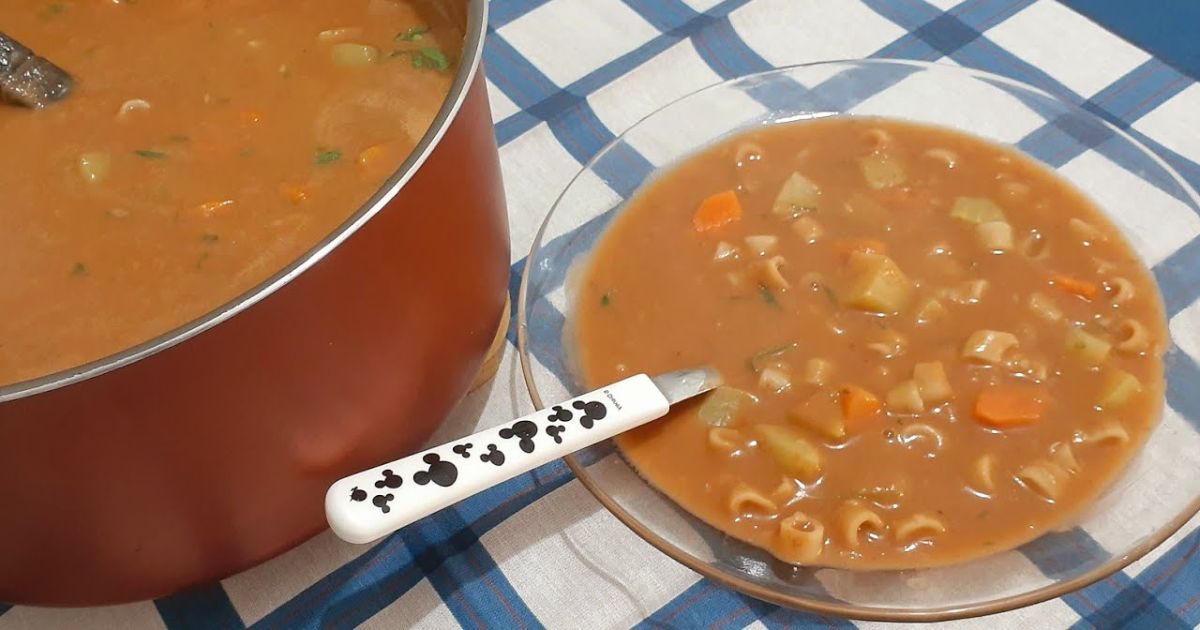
[686,13,772,79]
[1068,530,1200,629]
[760,606,857,630]
[1127,528,1200,626]
[485,34,561,147]
[1165,350,1200,433]
[637,579,851,630]
[253,538,425,630]
[1019,530,1192,628]
[492,0,756,147]
[155,583,245,630]
[1070,584,1192,630]
[948,0,1037,33]
[250,462,574,629]
[1058,0,1200,83]
[488,0,553,29]
[1086,58,1192,124]
[1157,237,1200,318]
[620,0,701,32]
[1020,529,1117,582]
[400,510,543,630]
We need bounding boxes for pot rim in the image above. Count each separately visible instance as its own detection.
[0,0,489,403]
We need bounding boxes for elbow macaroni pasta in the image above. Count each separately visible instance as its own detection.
[893,513,947,544]
[837,501,886,548]
[776,512,825,563]
[728,482,778,517]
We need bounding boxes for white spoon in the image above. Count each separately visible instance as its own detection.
[325,367,721,544]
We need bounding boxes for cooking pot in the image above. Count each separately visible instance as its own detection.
[0,0,506,606]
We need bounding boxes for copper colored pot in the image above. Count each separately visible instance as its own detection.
[0,0,506,606]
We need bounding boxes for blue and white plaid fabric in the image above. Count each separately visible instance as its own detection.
[5,1,1198,627]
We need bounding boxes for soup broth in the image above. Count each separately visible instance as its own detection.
[1,0,461,385]
[576,117,1166,568]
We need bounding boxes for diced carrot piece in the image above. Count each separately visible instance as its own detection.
[278,184,309,205]
[834,238,888,259]
[197,199,236,217]
[1050,274,1098,300]
[692,190,742,232]
[357,144,388,169]
[973,384,1047,426]
[840,384,882,433]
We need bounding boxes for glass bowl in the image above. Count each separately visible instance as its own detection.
[516,59,1200,621]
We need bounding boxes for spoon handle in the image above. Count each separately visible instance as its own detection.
[325,374,669,544]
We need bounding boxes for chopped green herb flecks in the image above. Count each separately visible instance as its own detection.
[134,149,167,160]
[167,134,190,143]
[600,292,612,307]
[390,47,451,72]
[395,26,430,42]
[315,148,342,165]
[415,47,449,70]
[42,3,67,18]
[757,283,779,309]
[748,342,798,372]
[201,233,219,243]
[71,262,87,276]
[821,284,837,304]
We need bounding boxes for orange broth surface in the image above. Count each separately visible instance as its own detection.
[575,117,1166,569]
[0,0,461,385]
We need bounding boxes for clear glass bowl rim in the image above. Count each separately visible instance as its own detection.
[516,58,1200,622]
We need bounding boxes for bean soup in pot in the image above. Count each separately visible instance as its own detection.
[1,0,461,385]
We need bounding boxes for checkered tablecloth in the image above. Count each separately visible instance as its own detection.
[6,0,1199,628]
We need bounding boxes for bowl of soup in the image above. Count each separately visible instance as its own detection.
[1,0,508,605]
[518,60,1200,620]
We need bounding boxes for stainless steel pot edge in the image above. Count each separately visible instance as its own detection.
[0,0,490,403]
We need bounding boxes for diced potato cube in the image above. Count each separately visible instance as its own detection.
[1065,327,1111,365]
[792,215,823,243]
[914,298,948,325]
[754,424,822,480]
[843,251,912,314]
[858,153,907,189]
[331,43,380,66]
[886,380,924,413]
[962,329,1019,364]
[714,241,739,262]
[976,221,1014,252]
[758,367,792,394]
[78,152,112,184]
[1028,292,1063,322]
[913,361,953,401]
[950,197,1006,224]
[788,389,845,441]
[804,358,833,387]
[771,172,821,219]
[698,386,758,427]
[1098,368,1142,408]
[745,235,779,256]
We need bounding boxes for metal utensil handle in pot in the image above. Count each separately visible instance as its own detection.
[325,374,670,544]
[0,32,73,108]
